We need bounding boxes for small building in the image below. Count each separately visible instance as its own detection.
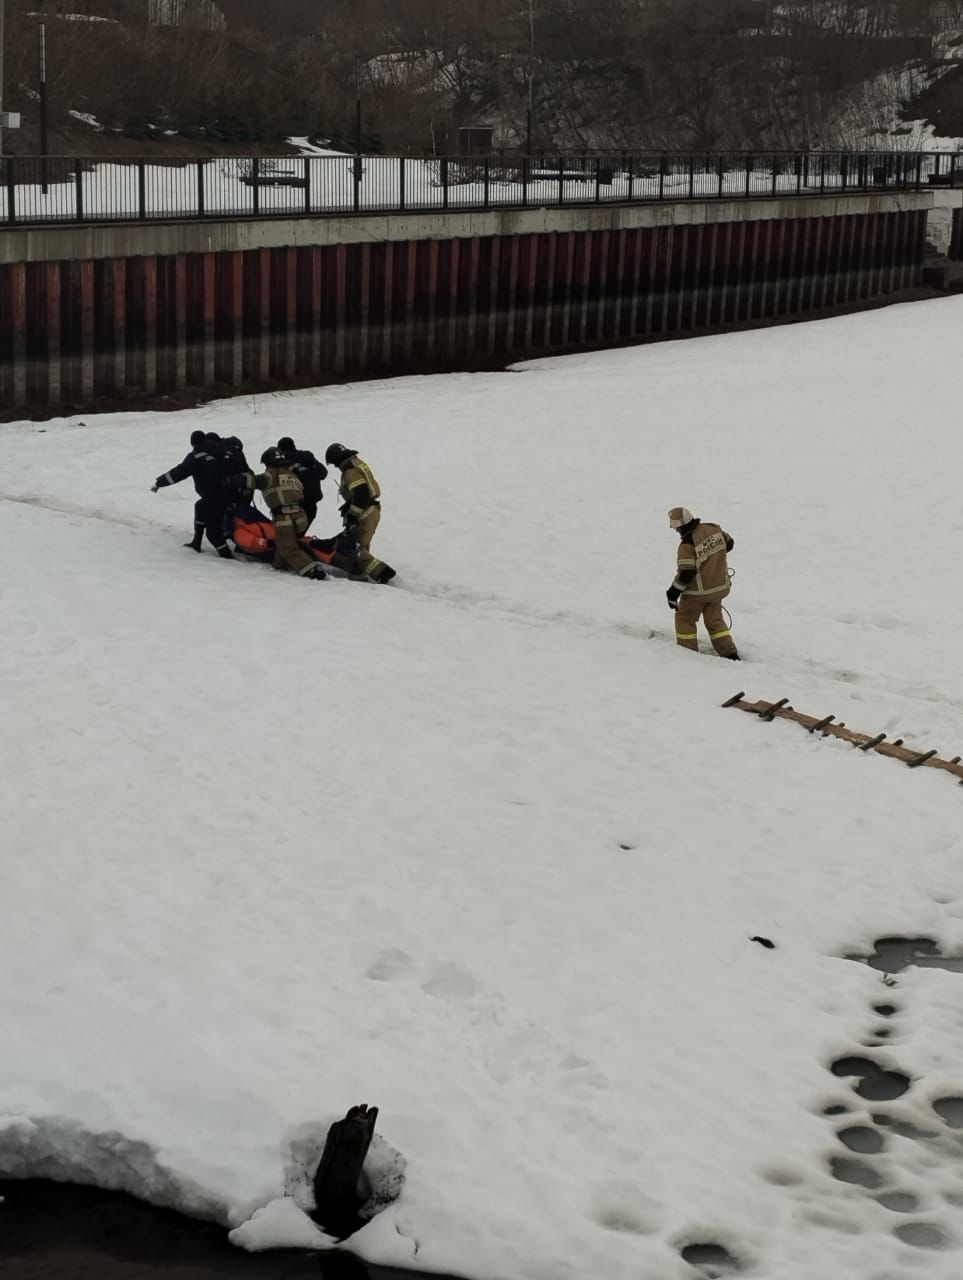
[147,0,226,32]
[458,126,494,157]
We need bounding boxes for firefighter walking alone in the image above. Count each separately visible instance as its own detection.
[665,507,740,660]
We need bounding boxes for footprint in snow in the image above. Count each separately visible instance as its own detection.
[420,961,479,1002]
[587,1179,663,1236]
[678,1241,745,1277]
[365,948,413,982]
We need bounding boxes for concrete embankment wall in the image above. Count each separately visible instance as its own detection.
[0,193,936,418]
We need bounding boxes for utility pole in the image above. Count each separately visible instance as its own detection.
[39,11,48,192]
[525,0,535,156]
[0,0,6,160]
[354,54,362,158]
[352,53,363,199]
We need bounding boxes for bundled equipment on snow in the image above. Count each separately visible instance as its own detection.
[723,693,963,788]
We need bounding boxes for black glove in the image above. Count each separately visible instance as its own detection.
[666,586,681,611]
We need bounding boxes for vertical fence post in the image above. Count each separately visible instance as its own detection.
[744,154,752,197]
[252,157,260,216]
[687,154,695,199]
[6,158,15,225]
[399,156,406,212]
[840,154,848,193]
[138,161,146,220]
[441,156,449,210]
[796,154,803,195]
[197,160,205,217]
[595,155,602,203]
[353,154,361,213]
[717,155,724,199]
[75,161,84,223]
[770,154,778,196]
[659,154,667,201]
[522,153,530,208]
[916,152,923,192]
[627,155,635,202]
[303,156,311,214]
[483,156,490,211]
[819,153,825,194]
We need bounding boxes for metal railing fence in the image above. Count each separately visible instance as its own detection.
[2,150,960,229]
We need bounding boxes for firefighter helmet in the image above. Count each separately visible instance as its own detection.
[325,442,356,467]
[668,507,694,530]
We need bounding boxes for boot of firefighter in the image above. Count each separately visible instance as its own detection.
[298,563,327,581]
[372,564,396,585]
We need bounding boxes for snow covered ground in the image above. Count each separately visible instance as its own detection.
[2,297,963,1280]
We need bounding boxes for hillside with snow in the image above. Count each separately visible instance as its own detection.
[1,297,963,1280]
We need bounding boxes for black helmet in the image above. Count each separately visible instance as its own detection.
[277,436,296,453]
[325,442,356,467]
[260,447,285,467]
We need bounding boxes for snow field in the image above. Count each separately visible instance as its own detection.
[1,297,963,1280]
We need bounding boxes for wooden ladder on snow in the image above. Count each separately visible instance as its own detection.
[723,693,963,788]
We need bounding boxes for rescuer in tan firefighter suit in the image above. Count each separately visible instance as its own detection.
[665,507,740,659]
[240,448,327,580]
[324,443,396,584]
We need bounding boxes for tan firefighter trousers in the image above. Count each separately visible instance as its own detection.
[675,591,737,657]
[350,506,382,575]
[273,515,318,576]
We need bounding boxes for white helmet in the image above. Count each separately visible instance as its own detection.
[668,507,693,530]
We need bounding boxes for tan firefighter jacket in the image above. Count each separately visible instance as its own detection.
[672,521,734,597]
[339,456,381,524]
[250,466,305,528]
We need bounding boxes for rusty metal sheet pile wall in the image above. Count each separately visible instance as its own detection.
[0,209,928,416]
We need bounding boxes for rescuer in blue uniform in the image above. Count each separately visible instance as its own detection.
[151,431,238,558]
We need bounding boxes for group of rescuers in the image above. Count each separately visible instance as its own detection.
[152,435,737,656]
[151,432,395,585]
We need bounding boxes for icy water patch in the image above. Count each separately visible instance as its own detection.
[847,937,963,975]
[0,1180,457,1280]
